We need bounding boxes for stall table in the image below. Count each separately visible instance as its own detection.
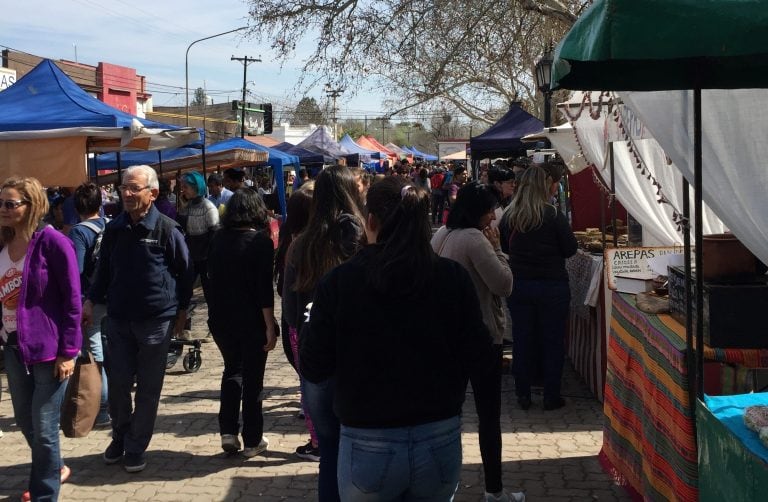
[600,292,768,501]
[566,251,606,400]
[697,393,768,502]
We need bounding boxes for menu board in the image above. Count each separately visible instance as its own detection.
[605,246,684,290]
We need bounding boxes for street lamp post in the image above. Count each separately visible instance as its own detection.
[185,26,248,126]
[534,46,554,127]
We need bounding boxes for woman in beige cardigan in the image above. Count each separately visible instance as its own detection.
[431,181,522,502]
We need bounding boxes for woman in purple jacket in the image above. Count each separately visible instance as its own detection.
[0,176,82,502]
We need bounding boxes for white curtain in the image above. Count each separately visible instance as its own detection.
[563,92,725,246]
[621,90,768,266]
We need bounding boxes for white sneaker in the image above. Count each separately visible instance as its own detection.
[242,436,269,458]
[221,434,241,454]
[485,491,526,502]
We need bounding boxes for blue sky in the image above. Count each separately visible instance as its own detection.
[2,0,386,116]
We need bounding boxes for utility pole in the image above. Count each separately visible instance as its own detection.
[381,117,386,143]
[324,84,344,139]
[231,55,261,137]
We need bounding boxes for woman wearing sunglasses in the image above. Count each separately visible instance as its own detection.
[0,176,82,501]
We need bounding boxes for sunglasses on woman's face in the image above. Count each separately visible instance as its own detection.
[0,199,29,210]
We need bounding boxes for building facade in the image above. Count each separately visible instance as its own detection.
[2,49,151,117]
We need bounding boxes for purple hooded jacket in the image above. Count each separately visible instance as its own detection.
[12,225,82,366]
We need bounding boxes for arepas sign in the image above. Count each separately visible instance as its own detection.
[0,67,16,90]
[605,246,684,289]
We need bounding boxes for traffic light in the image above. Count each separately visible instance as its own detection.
[262,103,273,134]
[231,100,240,111]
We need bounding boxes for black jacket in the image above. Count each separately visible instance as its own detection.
[300,246,495,428]
[500,205,578,281]
[206,228,274,336]
[88,205,192,321]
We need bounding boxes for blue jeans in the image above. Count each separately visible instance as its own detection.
[106,316,172,455]
[4,347,67,501]
[85,302,109,422]
[304,378,340,502]
[338,416,462,501]
[507,278,570,401]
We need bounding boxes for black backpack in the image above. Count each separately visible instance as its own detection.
[76,220,106,287]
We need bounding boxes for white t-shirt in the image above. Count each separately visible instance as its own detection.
[0,247,24,342]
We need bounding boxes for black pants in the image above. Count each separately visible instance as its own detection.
[431,192,446,224]
[508,278,570,401]
[107,317,172,455]
[470,344,504,493]
[211,327,268,447]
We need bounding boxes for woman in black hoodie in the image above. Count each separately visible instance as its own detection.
[301,176,495,501]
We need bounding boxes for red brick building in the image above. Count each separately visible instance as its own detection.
[1,49,151,116]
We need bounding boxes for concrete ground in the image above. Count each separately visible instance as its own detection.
[0,289,630,501]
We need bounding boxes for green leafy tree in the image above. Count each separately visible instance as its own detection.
[291,97,325,126]
[191,87,208,106]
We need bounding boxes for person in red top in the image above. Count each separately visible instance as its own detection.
[429,167,445,225]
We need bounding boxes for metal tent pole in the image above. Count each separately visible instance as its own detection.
[694,88,705,400]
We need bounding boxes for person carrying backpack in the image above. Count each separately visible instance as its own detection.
[67,182,110,426]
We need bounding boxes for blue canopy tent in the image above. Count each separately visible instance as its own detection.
[406,145,438,162]
[297,126,352,164]
[0,59,199,186]
[338,134,385,172]
[273,142,325,165]
[469,103,543,159]
[208,137,299,216]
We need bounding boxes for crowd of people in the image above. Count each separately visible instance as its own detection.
[0,155,577,502]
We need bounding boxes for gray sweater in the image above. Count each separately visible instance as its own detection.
[431,227,513,343]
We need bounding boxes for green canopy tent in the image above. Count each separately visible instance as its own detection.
[551,1,768,499]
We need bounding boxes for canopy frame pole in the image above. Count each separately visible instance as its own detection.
[682,178,695,416]
[694,87,704,401]
[610,142,618,246]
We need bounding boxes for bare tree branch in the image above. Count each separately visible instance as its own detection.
[246,0,582,122]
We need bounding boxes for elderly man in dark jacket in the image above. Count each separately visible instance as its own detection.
[83,164,193,473]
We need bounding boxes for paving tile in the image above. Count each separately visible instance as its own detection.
[0,288,631,501]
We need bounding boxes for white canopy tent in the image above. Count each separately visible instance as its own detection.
[621,89,768,267]
[556,92,725,246]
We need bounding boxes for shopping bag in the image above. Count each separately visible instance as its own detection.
[61,350,102,438]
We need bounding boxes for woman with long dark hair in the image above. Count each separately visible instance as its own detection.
[283,165,366,501]
[206,189,277,457]
[274,181,320,461]
[1,176,82,501]
[431,181,523,502]
[301,176,495,500]
[500,164,577,411]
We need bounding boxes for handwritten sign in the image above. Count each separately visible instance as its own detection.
[605,246,684,290]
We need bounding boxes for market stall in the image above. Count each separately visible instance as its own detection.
[0,59,198,186]
[551,0,768,500]
[565,251,606,400]
[602,292,768,501]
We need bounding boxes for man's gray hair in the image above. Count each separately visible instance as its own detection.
[123,165,159,190]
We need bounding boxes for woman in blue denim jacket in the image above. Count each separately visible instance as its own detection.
[0,176,82,501]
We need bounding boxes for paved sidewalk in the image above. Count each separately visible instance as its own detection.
[0,290,629,501]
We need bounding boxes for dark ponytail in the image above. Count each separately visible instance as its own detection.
[366,176,435,296]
